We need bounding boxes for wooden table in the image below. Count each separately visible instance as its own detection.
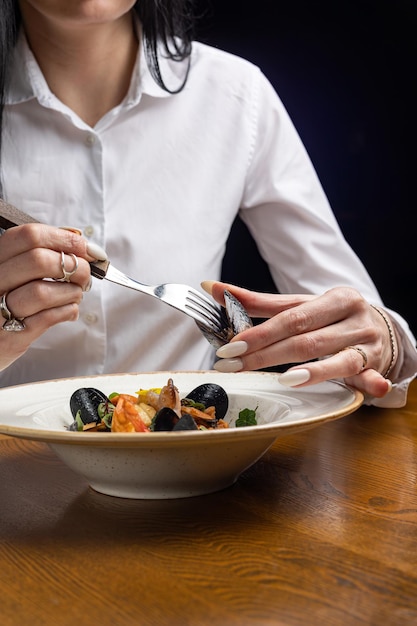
[1,379,417,626]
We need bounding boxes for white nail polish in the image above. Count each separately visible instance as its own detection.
[83,278,93,293]
[277,368,311,387]
[216,341,248,358]
[87,241,108,261]
[200,280,215,295]
[213,358,243,373]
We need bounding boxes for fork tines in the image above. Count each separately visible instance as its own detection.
[185,290,228,333]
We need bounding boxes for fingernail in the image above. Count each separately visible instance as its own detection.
[87,241,108,261]
[60,226,83,236]
[385,379,393,393]
[213,358,243,373]
[216,341,248,358]
[83,278,92,293]
[277,368,311,387]
[201,280,215,295]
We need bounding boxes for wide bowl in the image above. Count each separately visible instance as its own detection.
[0,371,363,499]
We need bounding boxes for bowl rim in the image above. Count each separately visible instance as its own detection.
[0,370,364,446]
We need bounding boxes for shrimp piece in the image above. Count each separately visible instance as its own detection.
[181,406,216,422]
[112,395,150,433]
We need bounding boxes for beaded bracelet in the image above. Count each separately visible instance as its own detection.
[370,304,397,378]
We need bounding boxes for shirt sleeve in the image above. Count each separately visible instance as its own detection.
[239,68,417,407]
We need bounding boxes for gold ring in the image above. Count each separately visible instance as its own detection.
[340,346,368,372]
[0,292,25,332]
[55,251,79,283]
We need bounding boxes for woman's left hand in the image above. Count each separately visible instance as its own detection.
[202,281,396,399]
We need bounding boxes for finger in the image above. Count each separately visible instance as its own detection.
[279,348,368,384]
[276,354,392,398]
[4,280,83,320]
[217,311,374,373]
[0,223,106,263]
[344,368,392,398]
[0,223,86,261]
[277,365,392,398]
[227,288,372,358]
[201,280,315,318]
[21,303,81,333]
[0,303,80,371]
[214,331,380,382]
[0,249,91,293]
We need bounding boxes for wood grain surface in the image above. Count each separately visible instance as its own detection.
[1,380,417,626]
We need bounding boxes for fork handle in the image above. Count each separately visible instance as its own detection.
[0,199,39,229]
[0,199,109,279]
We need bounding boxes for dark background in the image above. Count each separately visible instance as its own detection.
[194,0,416,337]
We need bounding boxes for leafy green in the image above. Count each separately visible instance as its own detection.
[235,407,258,427]
[98,401,114,425]
[181,398,206,411]
[74,411,84,431]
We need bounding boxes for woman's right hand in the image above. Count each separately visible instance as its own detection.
[0,223,104,372]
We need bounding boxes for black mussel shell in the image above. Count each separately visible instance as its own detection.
[184,383,229,420]
[195,291,252,349]
[70,387,109,425]
[224,290,253,336]
[173,414,199,431]
[152,407,179,431]
[194,320,227,350]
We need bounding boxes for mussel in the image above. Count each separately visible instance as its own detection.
[196,289,253,349]
[152,407,199,432]
[69,387,111,431]
[224,290,253,337]
[183,383,229,421]
[152,407,179,431]
[173,414,199,431]
[151,382,229,430]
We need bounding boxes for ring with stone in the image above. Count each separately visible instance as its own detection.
[0,292,25,332]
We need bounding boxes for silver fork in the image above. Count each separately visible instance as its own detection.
[0,200,230,341]
[90,260,229,336]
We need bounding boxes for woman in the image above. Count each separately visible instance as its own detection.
[0,0,416,406]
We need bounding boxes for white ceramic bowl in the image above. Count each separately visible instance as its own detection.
[0,371,363,499]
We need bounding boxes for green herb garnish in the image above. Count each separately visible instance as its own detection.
[235,407,258,427]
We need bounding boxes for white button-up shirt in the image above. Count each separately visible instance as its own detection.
[2,33,416,406]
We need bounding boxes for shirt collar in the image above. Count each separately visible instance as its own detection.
[5,25,187,107]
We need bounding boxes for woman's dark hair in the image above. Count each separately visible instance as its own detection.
[0,0,195,173]
[0,0,19,165]
[134,0,194,90]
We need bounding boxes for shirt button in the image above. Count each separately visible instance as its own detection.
[83,312,98,325]
[85,134,96,146]
[84,225,94,237]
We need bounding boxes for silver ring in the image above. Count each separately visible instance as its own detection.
[340,345,368,372]
[0,292,10,321]
[0,292,25,332]
[55,251,79,283]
